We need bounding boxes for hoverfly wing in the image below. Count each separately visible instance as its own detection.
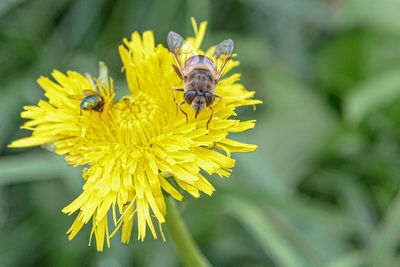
[82,89,99,97]
[167,31,186,55]
[167,31,197,78]
[167,31,186,76]
[214,39,234,82]
[215,39,234,58]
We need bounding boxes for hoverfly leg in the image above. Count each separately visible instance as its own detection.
[172,64,183,79]
[172,88,184,115]
[171,89,176,104]
[178,100,188,123]
[214,94,223,104]
[206,105,214,129]
[172,87,184,105]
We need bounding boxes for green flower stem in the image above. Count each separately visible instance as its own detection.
[165,197,211,267]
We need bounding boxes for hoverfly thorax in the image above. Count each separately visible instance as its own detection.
[183,56,216,78]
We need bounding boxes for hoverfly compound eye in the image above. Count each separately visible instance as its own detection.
[184,90,197,104]
[205,92,215,106]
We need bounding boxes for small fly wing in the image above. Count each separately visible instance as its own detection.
[82,89,99,97]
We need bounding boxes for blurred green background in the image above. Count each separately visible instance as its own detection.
[2,0,400,266]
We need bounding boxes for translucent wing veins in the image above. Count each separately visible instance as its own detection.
[167,31,187,74]
[82,90,99,97]
[214,39,235,81]
[167,31,186,55]
[214,39,234,58]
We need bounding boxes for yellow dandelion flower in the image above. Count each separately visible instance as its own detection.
[9,19,261,251]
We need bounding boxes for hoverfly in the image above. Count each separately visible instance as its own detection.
[68,89,104,113]
[167,31,234,128]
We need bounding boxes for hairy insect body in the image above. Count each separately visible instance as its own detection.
[183,56,216,90]
[167,31,234,128]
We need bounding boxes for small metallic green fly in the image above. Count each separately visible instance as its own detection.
[69,89,104,113]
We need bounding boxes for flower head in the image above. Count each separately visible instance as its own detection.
[9,19,261,250]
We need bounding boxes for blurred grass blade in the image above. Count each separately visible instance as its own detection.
[241,0,329,27]
[366,190,400,266]
[324,252,364,267]
[0,151,75,185]
[0,0,25,17]
[223,196,308,267]
[335,0,400,33]
[308,171,375,239]
[46,0,107,52]
[0,91,20,149]
[344,67,400,123]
